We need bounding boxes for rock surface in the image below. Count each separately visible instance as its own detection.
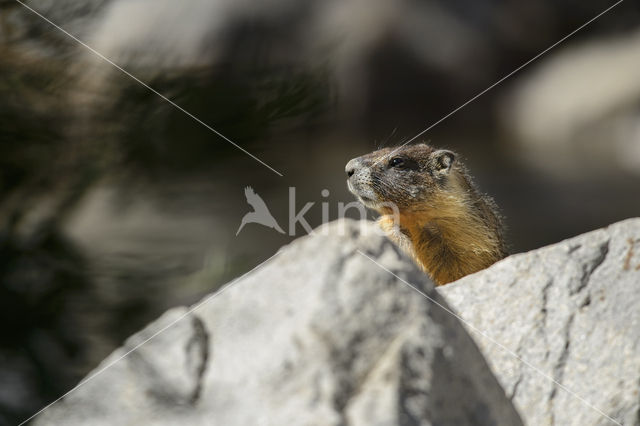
[34,220,522,426]
[440,217,640,426]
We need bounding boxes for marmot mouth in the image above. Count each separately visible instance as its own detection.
[347,180,380,208]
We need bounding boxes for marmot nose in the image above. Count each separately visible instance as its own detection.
[345,158,360,178]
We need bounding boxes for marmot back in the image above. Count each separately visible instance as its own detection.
[345,143,507,285]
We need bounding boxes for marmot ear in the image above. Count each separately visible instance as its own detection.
[432,150,455,174]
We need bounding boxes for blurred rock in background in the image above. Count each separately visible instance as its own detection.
[503,28,640,178]
[1,0,640,423]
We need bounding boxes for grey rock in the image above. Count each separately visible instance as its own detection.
[35,219,522,426]
[439,217,640,426]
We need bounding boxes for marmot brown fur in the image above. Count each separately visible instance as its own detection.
[346,143,507,285]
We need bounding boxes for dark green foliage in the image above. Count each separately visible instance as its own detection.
[109,63,334,175]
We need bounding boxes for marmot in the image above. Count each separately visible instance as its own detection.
[345,143,507,285]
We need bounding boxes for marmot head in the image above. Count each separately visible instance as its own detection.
[345,143,457,213]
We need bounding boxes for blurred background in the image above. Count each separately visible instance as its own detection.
[1,0,640,423]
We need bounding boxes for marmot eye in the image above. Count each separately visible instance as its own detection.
[389,157,405,168]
